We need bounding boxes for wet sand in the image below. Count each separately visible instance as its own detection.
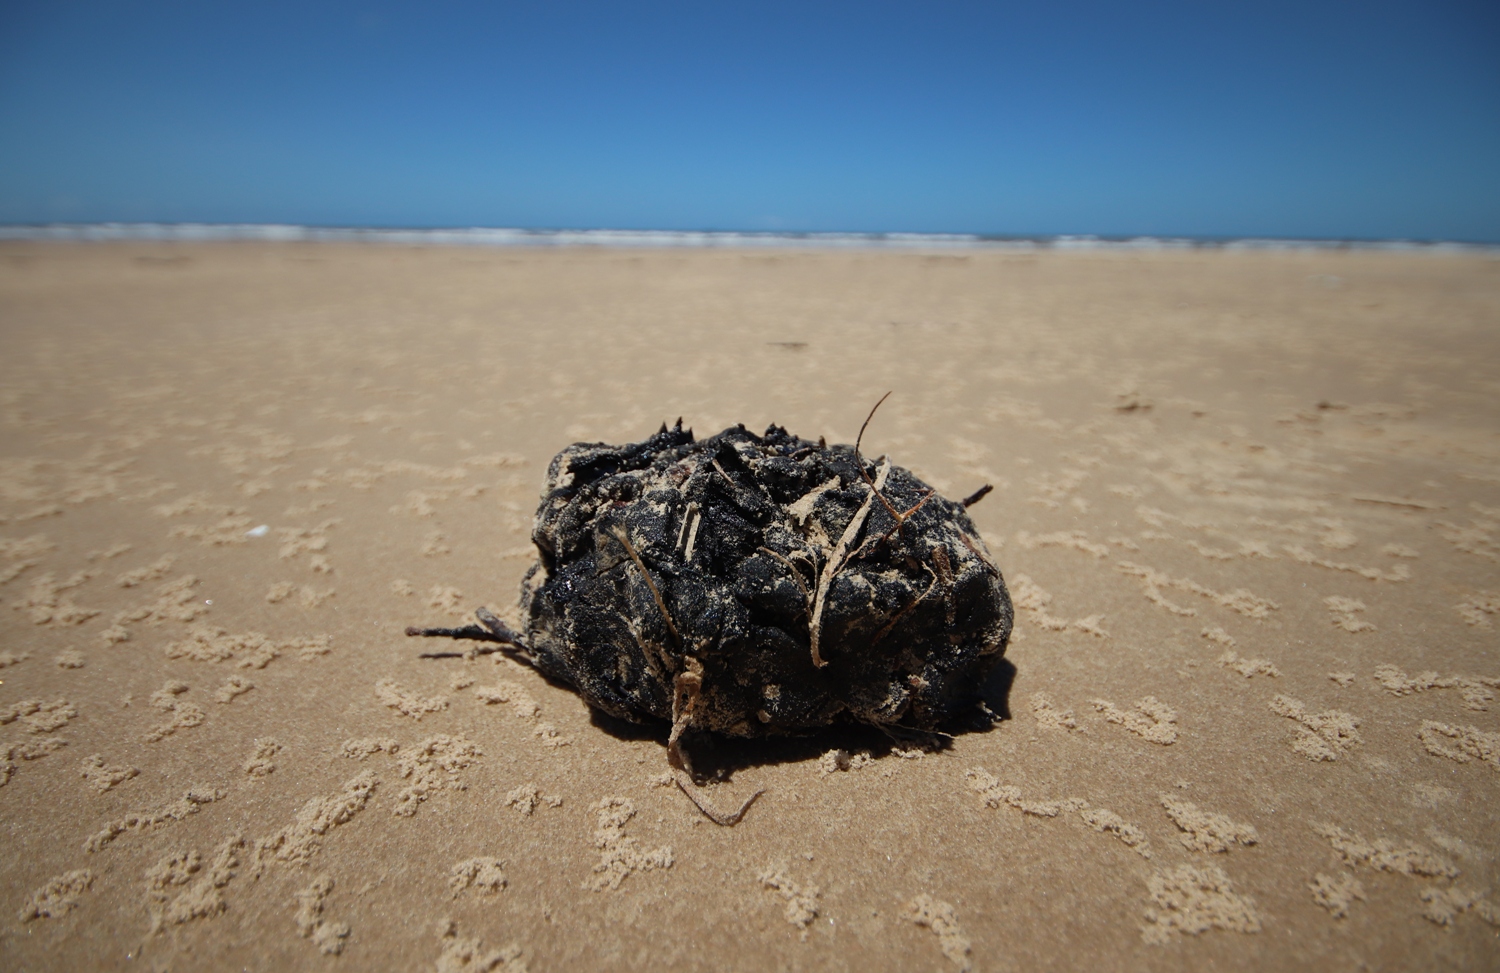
[1,242,1498,971]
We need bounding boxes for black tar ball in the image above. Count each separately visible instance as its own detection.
[516,420,1013,738]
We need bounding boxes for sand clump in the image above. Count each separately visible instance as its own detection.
[1140,864,1261,944]
[1091,696,1178,745]
[79,753,138,792]
[1,737,67,787]
[503,782,562,815]
[1309,873,1366,918]
[1160,796,1258,853]
[19,869,94,922]
[905,893,972,970]
[449,858,508,896]
[1417,722,1499,770]
[242,739,282,777]
[758,863,821,932]
[1269,694,1360,761]
[253,771,377,869]
[434,919,527,973]
[293,876,350,955]
[84,785,226,853]
[145,836,245,932]
[585,797,673,891]
[1374,664,1498,711]
[965,769,1152,857]
[375,678,450,719]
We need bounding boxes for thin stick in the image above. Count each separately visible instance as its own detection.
[673,770,764,826]
[674,502,697,552]
[854,391,892,462]
[960,484,993,508]
[855,487,936,560]
[808,460,890,667]
[406,623,500,641]
[871,564,937,647]
[668,667,763,826]
[959,532,999,576]
[931,546,956,628]
[684,509,702,563]
[853,391,904,524]
[757,546,812,609]
[612,526,681,647]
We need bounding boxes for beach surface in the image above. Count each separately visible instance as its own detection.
[1,243,1498,971]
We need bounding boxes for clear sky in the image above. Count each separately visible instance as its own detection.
[1,1,1497,240]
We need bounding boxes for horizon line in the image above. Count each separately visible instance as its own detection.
[2,221,1498,252]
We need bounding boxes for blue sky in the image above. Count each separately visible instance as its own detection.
[0,1,1497,240]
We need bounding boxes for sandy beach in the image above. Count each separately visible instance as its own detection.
[1,242,1497,971]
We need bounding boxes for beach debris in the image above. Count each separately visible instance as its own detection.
[409,403,1012,824]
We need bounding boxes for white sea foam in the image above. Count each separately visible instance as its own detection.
[0,223,1493,253]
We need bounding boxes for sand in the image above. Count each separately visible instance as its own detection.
[0,242,1497,971]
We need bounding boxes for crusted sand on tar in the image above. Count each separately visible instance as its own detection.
[3,245,1500,971]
